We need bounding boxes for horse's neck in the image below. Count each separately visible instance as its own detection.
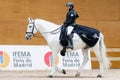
[35,19,60,40]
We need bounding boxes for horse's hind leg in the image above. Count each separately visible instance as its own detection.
[75,48,89,77]
[93,42,104,78]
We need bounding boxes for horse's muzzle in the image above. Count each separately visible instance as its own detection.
[25,34,31,40]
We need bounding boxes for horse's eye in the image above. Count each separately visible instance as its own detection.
[29,26,32,28]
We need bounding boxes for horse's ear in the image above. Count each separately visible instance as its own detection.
[28,17,33,22]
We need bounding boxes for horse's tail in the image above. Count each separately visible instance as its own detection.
[99,33,111,70]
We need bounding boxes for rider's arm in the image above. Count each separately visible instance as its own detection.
[64,11,79,26]
[64,13,76,26]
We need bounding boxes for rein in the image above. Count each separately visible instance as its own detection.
[41,27,61,34]
[28,21,61,38]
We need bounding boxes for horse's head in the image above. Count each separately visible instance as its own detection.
[25,18,37,40]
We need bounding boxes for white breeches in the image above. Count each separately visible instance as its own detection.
[67,26,74,35]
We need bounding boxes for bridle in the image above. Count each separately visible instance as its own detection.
[26,21,35,34]
[26,20,40,38]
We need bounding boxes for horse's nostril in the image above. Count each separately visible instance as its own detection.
[26,36,29,40]
[26,37,28,40]
[25,35,30,40]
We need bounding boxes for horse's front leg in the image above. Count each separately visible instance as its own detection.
[48,51,57,78]
[48,51,66,78]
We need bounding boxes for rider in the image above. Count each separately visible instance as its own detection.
[62,2,79,49]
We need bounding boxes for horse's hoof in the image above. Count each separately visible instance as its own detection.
[48,75,53,78]
[75,73,80,77]
[62,69,66,74]
[97,74,102,78]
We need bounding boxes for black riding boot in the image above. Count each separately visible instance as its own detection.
[67,35,73,49]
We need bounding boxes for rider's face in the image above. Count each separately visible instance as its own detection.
[66,6,70,11]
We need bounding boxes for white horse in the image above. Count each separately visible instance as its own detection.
[25,18,111,78]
